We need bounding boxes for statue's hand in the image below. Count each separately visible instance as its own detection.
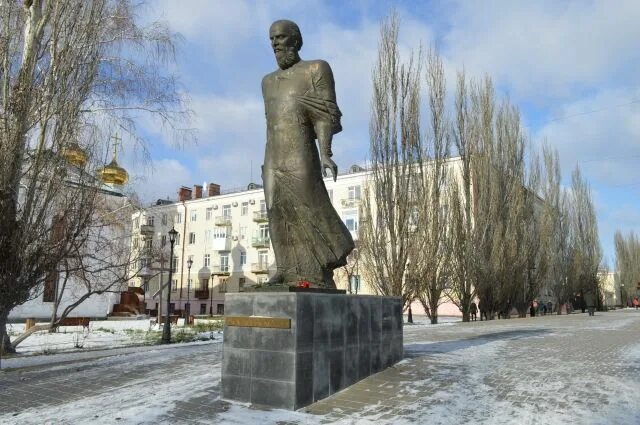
[321,154,338,182]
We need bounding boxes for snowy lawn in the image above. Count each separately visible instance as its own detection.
[5,318,224,357]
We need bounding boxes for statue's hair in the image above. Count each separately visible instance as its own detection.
[270,19,303,51]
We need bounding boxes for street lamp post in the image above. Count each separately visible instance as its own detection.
[186,258,193,322]
[210,273,215,315]
[162,227,178,344]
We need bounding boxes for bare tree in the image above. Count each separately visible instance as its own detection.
[0,0,190,355]
[614,230,640,306]
[360,12,421,309]
[569,166,602,311]
[448,75,543,321]
[411,50,452,325]
[446,72,476,322]
[540,146,572,313]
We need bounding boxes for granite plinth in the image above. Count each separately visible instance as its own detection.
[221,292,403,410]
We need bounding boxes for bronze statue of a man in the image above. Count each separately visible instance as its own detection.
[261,20,354,288]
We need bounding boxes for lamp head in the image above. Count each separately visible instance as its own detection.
[168,227,178,244]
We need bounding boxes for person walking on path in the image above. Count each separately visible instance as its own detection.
[470,302,478,321]
[633,296,639,310]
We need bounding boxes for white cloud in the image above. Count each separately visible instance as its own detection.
[131,159,193,203]
[443,0,640,101]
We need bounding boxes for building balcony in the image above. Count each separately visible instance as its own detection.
[194,289,210,300]
[211,237,232,252]
[251,262,270,274]
[341,198,361,208]
[214,216,232,227]
[251,236,270,248]
[253,210,269,222]
[139,224,154,237]
[211,264,230,276]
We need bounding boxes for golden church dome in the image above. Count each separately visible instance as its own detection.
[97,134,128,186]
[98,158,129,185]
[62,143,88,167]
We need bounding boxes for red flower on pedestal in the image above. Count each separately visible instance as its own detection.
[297,281,311,288]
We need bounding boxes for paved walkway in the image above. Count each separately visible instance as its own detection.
[1,310,639,424]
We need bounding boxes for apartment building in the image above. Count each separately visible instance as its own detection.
[132,165,369,316]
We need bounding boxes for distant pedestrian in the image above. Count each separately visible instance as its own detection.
[633,297,639,310]
[470,302,478,321]
[529,302,536,317]
[585,291,596,316]
[547,301,553,314]
[542,303,547,315]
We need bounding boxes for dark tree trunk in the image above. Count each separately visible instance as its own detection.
[407,305,413,324]
[462,311,470,322]
[430,315,438,324]
[0,309,16,355]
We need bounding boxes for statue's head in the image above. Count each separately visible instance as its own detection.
[269,20,302,70]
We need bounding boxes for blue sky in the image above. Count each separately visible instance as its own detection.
[123,0,640,265]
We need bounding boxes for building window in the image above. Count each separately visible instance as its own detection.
[219,277,228,293]
[345,217,358,232]
[240,251,246,266]
[258,224,269,238]
[134,217,140,229]
[171,279,178,292]
[239,277,246,291]
[241,202,249,216]
[172,256,178,272]
[189,232,196,244]
[206,207,213,220]
[259,199,266,213]
[133,237,139,250]
[204,254,211,267]
[190,210,197,222]
[217,304,225,315]
[220,254,229,272]
[348,185,361,200]
[162,213,167,225]
[350,275,361,293]
[200,304,207,315]
[239,226,247,240]
[200,278,209,290]
[222,204,231,218]
[258,251,268,267]
[139,258,148,269]
[175,232,180,246]
[147,216,154,226]
[214,228,226,239]
[144,238,152,250]
[169,303,175,313]
[176,213,182,224]
[161,235,166,247]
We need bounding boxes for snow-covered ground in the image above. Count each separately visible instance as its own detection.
[5,318,223,357]
[1,311,638,425]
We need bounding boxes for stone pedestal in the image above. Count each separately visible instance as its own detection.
[221,292,403,410]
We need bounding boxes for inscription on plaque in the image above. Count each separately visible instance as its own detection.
[225,315,291,329]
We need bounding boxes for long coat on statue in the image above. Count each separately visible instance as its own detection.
[262,59,354,287]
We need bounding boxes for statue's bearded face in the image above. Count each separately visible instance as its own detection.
[270,23,300,70]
